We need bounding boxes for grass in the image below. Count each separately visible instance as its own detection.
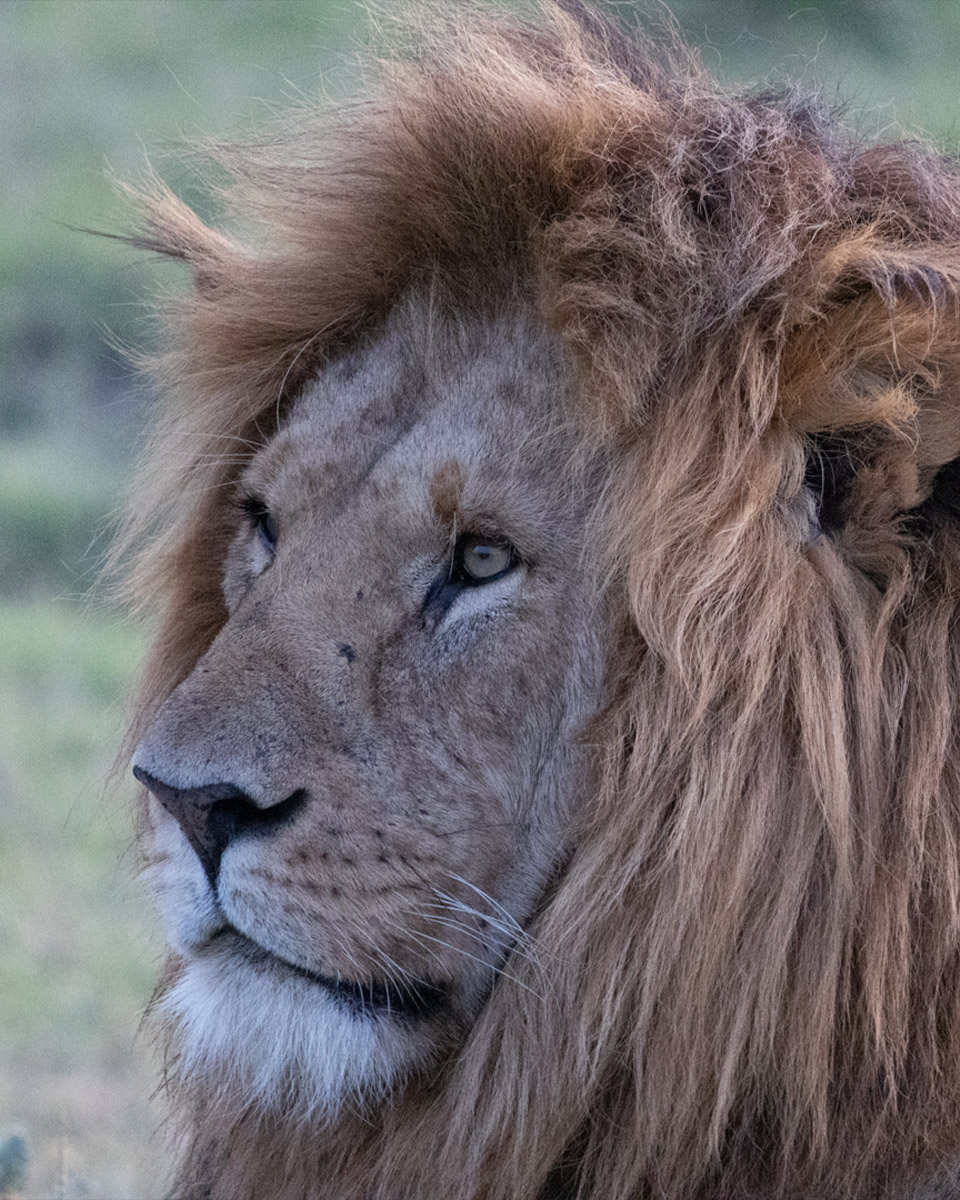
[0,441,124,599]
[0,597,165,1200]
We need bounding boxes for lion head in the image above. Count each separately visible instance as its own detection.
[133,301,603,1117]
[122,6,960,1199]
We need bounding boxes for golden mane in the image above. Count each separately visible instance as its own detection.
[121,5,960,1197]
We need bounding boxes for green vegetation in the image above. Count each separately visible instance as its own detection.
[4,1,960,1196]
[664,0,960,144]
[3,5,361,1194]
[0,598,155,1199]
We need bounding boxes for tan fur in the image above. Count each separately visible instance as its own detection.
[118,5,960,1197]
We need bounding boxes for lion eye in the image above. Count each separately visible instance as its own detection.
[256,510,278,553]
[239,494,277,554]
[455,533,515,583]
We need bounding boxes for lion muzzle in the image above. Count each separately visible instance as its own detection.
[133,765,307,886]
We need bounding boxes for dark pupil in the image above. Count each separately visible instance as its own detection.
[240,495,276,551]
[257,510,277,549]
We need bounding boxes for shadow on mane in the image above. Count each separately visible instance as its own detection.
[118,3,960,1197]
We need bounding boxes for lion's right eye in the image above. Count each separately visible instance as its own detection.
[421,531,523,628]
[454,534,515,583]
[239,494,278,554]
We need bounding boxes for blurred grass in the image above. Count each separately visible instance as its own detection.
[0,444,121,597]
[2,4,362,1195]
[5,1,960,1197]
[669,0,960,144]
[0,597,156,1200]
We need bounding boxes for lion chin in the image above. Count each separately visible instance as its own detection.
[158,935,433,1123]
[142,805,448,1124]
[119,4,960,1200]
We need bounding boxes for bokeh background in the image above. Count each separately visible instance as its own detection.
[4,2,960,1197]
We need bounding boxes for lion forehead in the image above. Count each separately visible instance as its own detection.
[244,305,579,546]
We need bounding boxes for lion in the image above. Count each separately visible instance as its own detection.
[118,5,960,1198]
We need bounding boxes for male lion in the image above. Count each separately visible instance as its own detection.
[121,5,960,1198]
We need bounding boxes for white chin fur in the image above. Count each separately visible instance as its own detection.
[161,947,434,1122]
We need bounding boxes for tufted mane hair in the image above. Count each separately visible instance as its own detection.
[120,4,960,1197]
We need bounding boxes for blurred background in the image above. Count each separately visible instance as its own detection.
[3,2,960,1196]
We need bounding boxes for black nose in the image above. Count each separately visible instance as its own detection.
[133,766,306,886]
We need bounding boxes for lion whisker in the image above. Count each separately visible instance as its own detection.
[393,922,543,1000]
[418,912,541,976]
[418,905,540,972]
[438,876,530,939]
[381,919,451,977]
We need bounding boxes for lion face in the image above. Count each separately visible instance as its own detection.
[133,305,603,1118]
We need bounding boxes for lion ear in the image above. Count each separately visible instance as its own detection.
[779,227,960,540]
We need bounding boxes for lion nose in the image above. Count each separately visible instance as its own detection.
[133,765,306,886]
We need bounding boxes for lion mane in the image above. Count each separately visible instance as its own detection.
[121,5,960,1198]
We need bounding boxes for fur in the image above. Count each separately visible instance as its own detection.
[118,4,960,1197]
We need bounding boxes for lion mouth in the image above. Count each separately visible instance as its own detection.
[209,927,449,1021]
